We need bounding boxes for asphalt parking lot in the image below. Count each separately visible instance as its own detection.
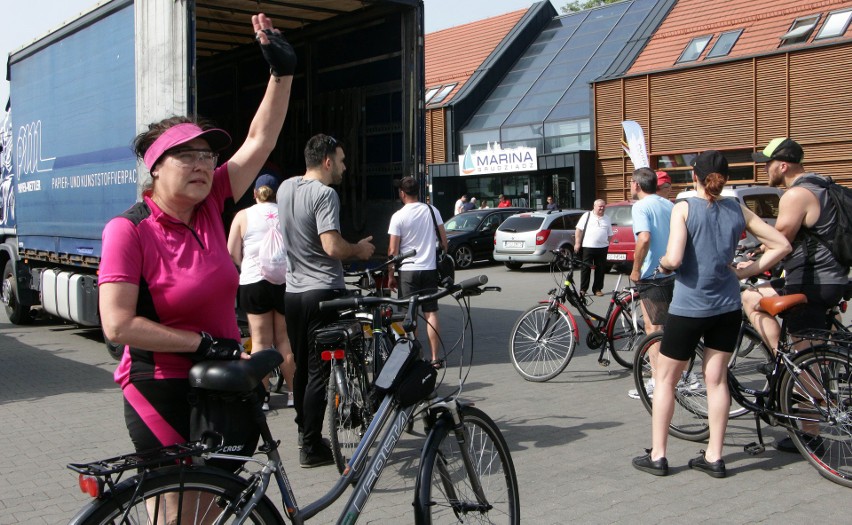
[1,262,850,523]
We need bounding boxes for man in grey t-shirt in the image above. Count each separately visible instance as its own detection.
[277,134,374,468]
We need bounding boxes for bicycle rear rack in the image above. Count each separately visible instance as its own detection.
[68,435,220,476]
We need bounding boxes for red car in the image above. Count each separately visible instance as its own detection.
[603,201,635,272]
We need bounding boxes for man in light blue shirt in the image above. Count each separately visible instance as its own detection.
[628,167,674,399]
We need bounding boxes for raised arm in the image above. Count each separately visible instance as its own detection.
[227,13,296,200]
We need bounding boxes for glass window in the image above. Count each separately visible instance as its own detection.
[428,83,457,105]
[780,15,821,46]
[815,9,852,40]
[706,29,743,58]
[742,194,781,220]
[676,35,712,63]
[498,216,544,233]
[424,87,440,104]
[461,129,499,147]
[548,216,567,230]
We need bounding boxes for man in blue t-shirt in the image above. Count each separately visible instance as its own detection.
[627,167,674,399]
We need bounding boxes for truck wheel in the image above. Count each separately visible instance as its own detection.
[104,332,124,361]
[2,260,33,325]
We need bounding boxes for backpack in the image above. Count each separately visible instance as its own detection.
[802,176,852,268]
[255,214,288,285]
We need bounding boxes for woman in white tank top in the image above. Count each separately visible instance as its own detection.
[228,173,294,407]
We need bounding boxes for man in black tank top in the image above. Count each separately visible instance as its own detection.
[743,138,847,368]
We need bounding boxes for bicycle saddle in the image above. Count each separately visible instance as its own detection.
[759,293,807,317]
[188,349,283,392]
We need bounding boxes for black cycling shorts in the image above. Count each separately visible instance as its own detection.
[239,280,286,315]
[770,278,844,335]
[398,270,439,313]
[660,310,741,361]
[123,379,191,453]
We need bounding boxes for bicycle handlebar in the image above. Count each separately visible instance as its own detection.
[343,249,416,277]
[319,275,490,313]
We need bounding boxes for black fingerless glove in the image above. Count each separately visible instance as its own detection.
[259,29,296,77]
[195,332,243,360]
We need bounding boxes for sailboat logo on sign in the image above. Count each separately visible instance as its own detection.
[458,143,537,176]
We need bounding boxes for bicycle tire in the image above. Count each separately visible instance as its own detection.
[327,357,373,474]
[605,294,643,369]
[509,303,577,382]
[415,406,520,525]
[70,465,283,525]
[269,365,285,394]
[778,345,852,489]
[632,331,711,442]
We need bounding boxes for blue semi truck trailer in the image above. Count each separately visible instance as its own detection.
[0,0,425,357]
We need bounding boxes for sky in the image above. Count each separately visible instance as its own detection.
[0,0,560,108]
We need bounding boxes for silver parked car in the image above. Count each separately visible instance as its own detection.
[493,209,585,270]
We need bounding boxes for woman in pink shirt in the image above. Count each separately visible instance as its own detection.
[98,13,294,456]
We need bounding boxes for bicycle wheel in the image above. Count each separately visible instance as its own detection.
[327,357,373,473]
[269,365,284,394]
[779,345,852,488]
[727,325,772,418]
[415,406,519,524]
[605,294,644,369]
[632,331,711,442]
[509,303,577,382]
[70,465,282,524]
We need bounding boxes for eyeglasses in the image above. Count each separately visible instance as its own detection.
[168,148,218,168]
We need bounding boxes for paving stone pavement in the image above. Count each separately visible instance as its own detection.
[0,264,850,523]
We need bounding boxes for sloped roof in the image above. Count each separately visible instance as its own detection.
[629,0,852,74]
[425,8,528,107]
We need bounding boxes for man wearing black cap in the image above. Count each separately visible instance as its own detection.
[387,176,448,367]
[743,138,847,451]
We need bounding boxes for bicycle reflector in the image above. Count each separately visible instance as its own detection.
[78,474,104,498]
[321,350,346,361]
[841,301,847,314]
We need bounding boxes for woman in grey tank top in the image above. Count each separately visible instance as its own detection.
[633,151,791,478]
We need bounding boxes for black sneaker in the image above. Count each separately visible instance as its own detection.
[632,449,668,476]
[687,450,726,478]
[300,442,335,468]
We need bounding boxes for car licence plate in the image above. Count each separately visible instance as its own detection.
[607,253,627,261]
[504,241,524,248]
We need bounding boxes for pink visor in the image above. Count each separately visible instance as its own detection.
[143,123,231,170]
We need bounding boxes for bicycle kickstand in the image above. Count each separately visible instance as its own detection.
[743,413,766,455]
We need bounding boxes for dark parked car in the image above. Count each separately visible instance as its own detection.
[445,207,531,268]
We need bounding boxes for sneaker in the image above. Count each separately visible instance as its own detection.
[632,449,668,476]
[678,372,702,391]
[594,291,604,297]
[628,379,654,399]
[262,402,270,411]
[688,450,726,478]
[286,393,295,408]
[300,442,335,468]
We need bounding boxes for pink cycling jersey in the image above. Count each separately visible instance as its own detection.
[99,164,240,388]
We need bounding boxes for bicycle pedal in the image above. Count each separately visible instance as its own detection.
[743,442,765,455]
[598,358,610,367]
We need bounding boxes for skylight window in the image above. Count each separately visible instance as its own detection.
[428,83,457,105]
[676,35,712,63]
[815,8,852,40]
[706,29,743,58]
[780,15,821,46]
[424,87,440,104]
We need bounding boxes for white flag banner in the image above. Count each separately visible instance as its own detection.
[621,120,650,169]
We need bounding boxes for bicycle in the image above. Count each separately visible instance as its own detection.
[633,281,852,439]
[326,250,415,472]
[68,275,520,523]
[509,250,644,381]
[632,292,852,488]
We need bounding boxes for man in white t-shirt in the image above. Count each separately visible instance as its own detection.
[574,199,613,296]
[387,177,449,367]
[453,194,468,215]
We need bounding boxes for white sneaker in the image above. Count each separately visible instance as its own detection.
[262,402,270,411]
[628,379,654,399]
[678,372,702,391]
[286,393,295,408]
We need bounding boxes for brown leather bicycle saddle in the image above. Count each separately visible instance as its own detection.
[759,293,807,317]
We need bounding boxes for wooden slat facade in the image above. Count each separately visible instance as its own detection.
[595,42,852,201]
[425,108,446,165]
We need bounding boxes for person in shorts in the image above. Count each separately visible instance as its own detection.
[228,171,295,408]
[387,176,449,367]
[627,167,674,400]
[632,151,790,479]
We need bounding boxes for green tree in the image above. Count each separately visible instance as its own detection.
[560,0,624,14]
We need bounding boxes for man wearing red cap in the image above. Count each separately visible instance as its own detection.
[655,171,672,199]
